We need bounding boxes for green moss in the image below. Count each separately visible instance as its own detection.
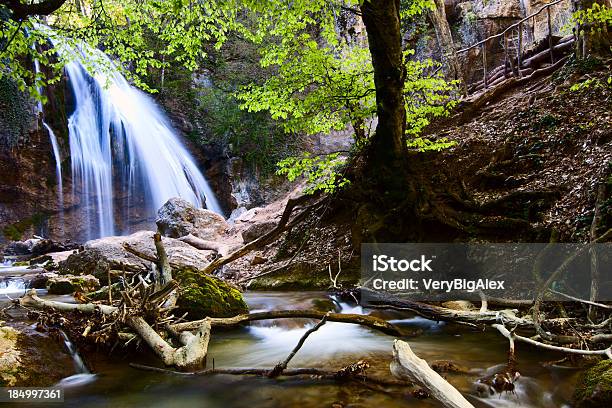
[0,76,32,150]
[174,267,248,319]
[2,213,47,241]
[574,360,612,408]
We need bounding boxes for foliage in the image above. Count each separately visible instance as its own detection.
[0,0,459,195]
[276,153,350,195]
[573,3,612,29]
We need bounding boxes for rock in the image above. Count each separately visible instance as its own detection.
[30,250,72,270]
[27,272,58,289]
[250,255,267,265]
[574,360,612,408]
[58,231,215,281]
[241,221,277,243]
[441,300,475,311]
[248,262,359,290]
[174,266,248,319]
[228,206,248,224]
[430,360,470,374]
[0,325,74,386]
[3,238,78,257]
[156,197,228,240]
[47,275,99,295]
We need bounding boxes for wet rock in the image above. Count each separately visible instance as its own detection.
[27,272,58,289]
[241,221,277,243]
[0,325,74,386]
[248,262,359,290]
[3,238,78,257]
[156,197,228,240]
[574,360,612,408]
[174,266,248,319]
[47,275,99,295]
[58,231,215,281]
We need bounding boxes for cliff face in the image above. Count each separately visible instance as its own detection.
[0,76,71,244]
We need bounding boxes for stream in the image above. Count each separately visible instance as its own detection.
[0,267,579,408]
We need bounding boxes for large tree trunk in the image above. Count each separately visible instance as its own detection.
[359,0,408,186]
[573,0,612,58]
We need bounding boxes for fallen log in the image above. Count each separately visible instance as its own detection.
[390,340,474,408]
[171,309,403,336]
[362,288,534,328]
[19,290,401,336]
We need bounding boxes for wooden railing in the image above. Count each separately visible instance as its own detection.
[457,0,571,94]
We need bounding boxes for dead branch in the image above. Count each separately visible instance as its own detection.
[200,195,324,275]
[549,289,612,310]
[362,288,533,328]
[268,313,329,378]
[493,324,612,357]
[533,228,612,342]
[126,316,211,369]
[390,340,474,408]
[129,362,410,387]
[171,309,402,336]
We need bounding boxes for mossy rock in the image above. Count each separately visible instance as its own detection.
[174,267,248,319]
[248,262,358,290]
[0,326,73,386]
[574,360,612,408]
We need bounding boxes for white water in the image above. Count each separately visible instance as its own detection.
[33,47,64,220]
[57,330,97,388]
[0,278,26,296]
[43,122,64,224]
[42,31,222,239]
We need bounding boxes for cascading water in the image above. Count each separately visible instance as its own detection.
[33,48,64,223]
[44,32,222,239]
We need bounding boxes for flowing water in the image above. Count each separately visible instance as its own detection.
[36,29,223,239]
[0,290,572,408]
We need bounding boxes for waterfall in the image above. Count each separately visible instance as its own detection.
[45,32,222,239]
[33,45,64,223]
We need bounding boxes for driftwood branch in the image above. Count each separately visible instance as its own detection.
[362,288,533,328]
[268,313,329,378]
[390,340,474,408]
[171,309,402,336]
[200,195,322,275]
[493,324,612,357]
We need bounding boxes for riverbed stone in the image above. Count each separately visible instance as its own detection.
[574,360,612,407]
[156,197,228,240]
[174,266,248,319]
[0,325,73,386]
[58,231,215,281]
[47,275,99,295]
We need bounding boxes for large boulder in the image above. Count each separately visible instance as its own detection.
[47,275,99,295]
[156,197,228,240]
[0,325,74,386]
[241,220,277,243]
[58,231,215,281]
[574,360,612,408]
[174,266,248,319]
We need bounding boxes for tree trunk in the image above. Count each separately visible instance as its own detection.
[359,0,407,186]
[573,0,612,59]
